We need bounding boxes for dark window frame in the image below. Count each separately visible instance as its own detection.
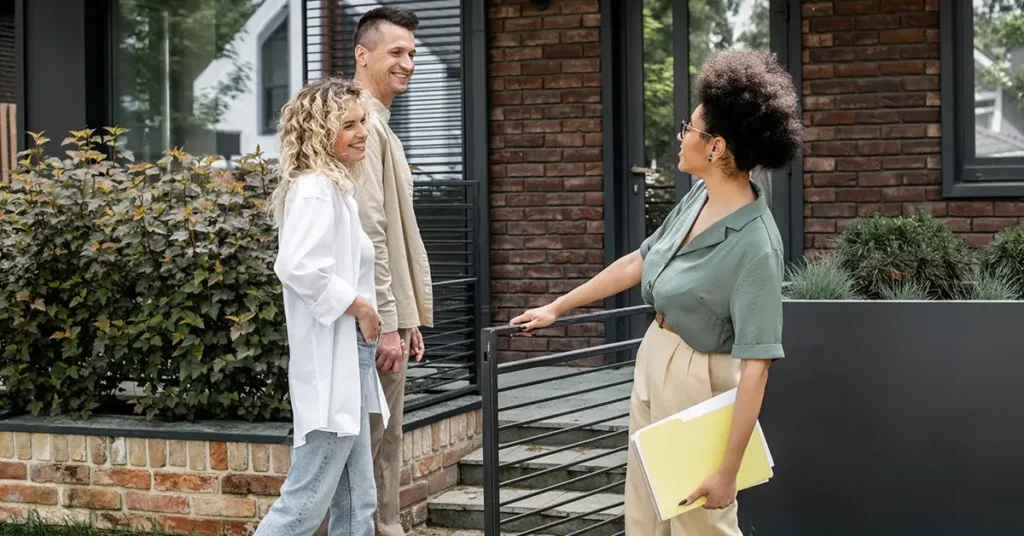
[940,0,1024,198]
[259,13,288,135]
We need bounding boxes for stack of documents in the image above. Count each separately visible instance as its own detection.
[628,388,774,521]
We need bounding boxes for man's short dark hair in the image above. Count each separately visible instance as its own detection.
[354,7,419,50]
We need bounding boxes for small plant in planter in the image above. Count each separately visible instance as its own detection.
[979,225,1024,299]
[833,212,977,300]
[784,252,860,300]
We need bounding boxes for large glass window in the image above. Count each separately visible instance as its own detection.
[972,0,1024,159]
[942,0,1024,195]
[112,0,292,164]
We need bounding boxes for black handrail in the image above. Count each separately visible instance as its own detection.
[479,305,655,536]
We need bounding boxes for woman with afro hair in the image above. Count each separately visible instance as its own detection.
[511,50,804,535]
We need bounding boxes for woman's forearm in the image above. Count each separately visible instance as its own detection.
[552,250,643,316]
[719,359,770,478]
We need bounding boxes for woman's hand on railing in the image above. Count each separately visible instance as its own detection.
[509,303,559,336]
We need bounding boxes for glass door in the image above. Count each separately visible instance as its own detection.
[623,0,798,255]
[615,0,798,339]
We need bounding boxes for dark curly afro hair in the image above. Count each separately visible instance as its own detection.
[696,50,803,172]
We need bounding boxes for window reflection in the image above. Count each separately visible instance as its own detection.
[973,0,1024,158]
[641,0,772,236]
[112,0,294,165]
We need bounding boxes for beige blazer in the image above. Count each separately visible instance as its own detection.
[353,94,434,333]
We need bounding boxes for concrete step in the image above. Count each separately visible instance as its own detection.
[428,486,625,536]
[459,444,627,493]
[495,367,632,449]
[412,529,556,536]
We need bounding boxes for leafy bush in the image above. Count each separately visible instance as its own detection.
[0,129,289,421]
[784,253,860,300]
[834,212,976,300]
[980,225,1024,299]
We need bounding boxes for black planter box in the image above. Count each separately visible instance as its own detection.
[740,300,1024,536]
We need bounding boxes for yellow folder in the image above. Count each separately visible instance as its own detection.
[628,388,775,521]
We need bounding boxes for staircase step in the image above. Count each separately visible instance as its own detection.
[459,445,626,492]
[412,529,555,536]
[495,367,632,448]
[429,486,625,536]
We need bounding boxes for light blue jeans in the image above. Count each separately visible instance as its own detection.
[254,330,379,536]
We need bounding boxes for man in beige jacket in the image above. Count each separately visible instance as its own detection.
[352,6,433,536]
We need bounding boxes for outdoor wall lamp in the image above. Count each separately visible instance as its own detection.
[530,0,552,9]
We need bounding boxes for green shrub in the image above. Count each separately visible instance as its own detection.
[784,253,860,300]
[0,129,289,421]
[835,212,976,300]
[980,225,1024,299]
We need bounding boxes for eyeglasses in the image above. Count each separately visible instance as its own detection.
[680,120,711,138]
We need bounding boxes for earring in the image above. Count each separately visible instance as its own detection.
[707,154,714,163]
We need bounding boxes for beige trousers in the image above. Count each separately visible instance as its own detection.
[314,328,411,536]
[370,328,412,536]
[625,321,744,536]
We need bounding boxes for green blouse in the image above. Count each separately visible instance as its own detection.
[639,179,785,360]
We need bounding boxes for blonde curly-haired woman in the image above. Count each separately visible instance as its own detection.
[257,76,390,536]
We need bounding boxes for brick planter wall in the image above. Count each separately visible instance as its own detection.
[397,409,482,530]
[0,409,481,534]
[487,0,607,362]
[801,0,1024,257]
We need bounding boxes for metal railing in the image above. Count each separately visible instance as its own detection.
[405,276,479,412]
[480,305,655,536]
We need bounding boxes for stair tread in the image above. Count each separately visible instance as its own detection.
[413,529,556,536]
[460,444,627,472]
[430,486,625,520]
[498,367,632,432]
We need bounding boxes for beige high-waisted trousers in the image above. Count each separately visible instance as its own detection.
[625,320,743,536]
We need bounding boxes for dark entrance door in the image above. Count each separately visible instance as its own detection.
[609,0,803,340]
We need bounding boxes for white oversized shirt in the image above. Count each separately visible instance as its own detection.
[274,172,390,448]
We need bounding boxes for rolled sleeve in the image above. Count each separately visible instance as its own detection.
[729,249,785,360]
[274,185,359,327]
[309,276,358,327]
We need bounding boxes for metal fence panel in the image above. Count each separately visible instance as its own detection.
[302,0,479,412]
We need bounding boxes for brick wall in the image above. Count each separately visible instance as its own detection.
[801,0,1024,256]
[397,409,482,531]
[487,0,606,362]
[0,409,481,534]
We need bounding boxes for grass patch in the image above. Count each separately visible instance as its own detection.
[0,513,166,536]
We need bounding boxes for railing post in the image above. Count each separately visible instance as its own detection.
[480,327,501,536]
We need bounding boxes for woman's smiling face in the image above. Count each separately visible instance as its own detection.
[333,103,368,165]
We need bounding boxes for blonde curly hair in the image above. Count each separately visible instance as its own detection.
[270,76,369,226]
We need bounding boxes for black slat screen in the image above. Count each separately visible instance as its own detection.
[0,1,16,104]
[303,0,477,411]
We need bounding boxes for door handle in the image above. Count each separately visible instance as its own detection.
[631,165,656,175]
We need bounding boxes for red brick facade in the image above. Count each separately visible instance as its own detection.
[485,0,1024,317]
[487,0,606,360]
[801,0,1024,255]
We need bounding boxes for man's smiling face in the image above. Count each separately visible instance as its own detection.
[361,21,416,99]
